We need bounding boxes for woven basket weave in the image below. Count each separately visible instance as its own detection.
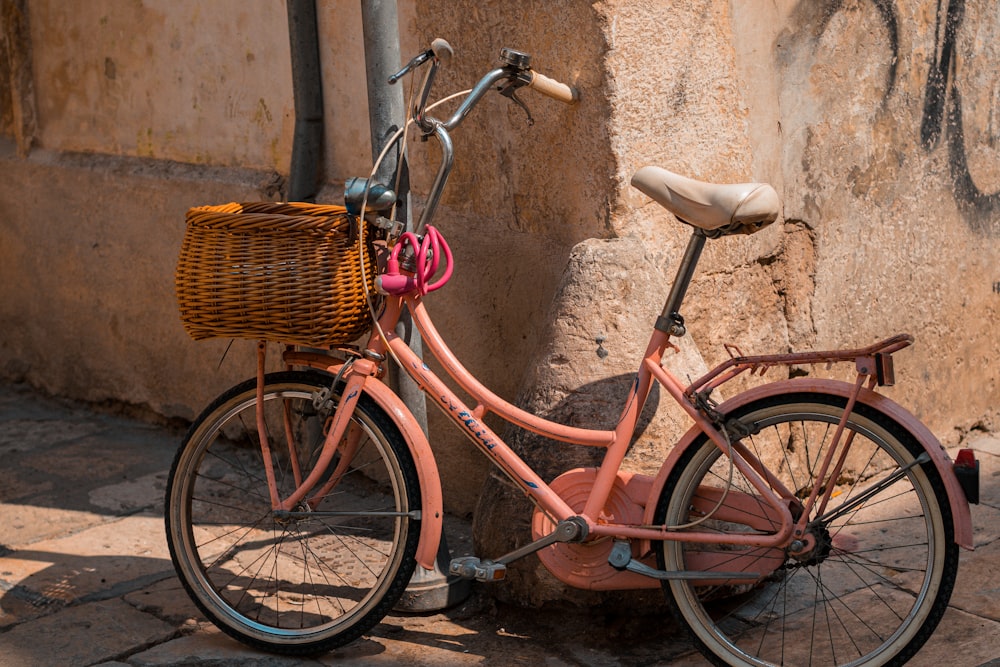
[175,202,378,347]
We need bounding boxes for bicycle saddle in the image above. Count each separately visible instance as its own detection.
[631,166,780,237]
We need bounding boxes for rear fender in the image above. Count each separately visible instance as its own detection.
[641,379,973,550]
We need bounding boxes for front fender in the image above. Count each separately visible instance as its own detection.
[360,378,445,570]
[285,352,444,570]
[641,378,973,549]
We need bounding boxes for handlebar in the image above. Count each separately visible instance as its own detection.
[383,39,578,233]
[403,41,578,133]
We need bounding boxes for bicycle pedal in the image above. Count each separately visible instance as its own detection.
[448,556,506,582]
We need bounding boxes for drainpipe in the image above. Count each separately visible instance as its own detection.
[360,0,469,612]
[1,0,37,157]
[286,0,324,201]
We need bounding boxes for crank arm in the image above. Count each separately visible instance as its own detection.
[496,516,587,566]
[449,516,588,583]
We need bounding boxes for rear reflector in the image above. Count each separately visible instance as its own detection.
[953,448,980,505]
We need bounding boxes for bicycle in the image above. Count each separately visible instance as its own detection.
[165,38,979,666]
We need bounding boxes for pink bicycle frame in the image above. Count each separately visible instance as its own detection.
[272,281,973,576]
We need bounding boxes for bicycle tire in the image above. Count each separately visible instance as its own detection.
[653,392,958,667]
[165,371,421,655]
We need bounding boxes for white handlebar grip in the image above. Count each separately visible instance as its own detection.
[528,71,579,104]
[431,38,454,64]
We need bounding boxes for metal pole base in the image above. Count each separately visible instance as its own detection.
[395,533,472,612]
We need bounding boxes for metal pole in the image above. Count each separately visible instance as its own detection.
[360,0,469,611]
[359,0,427,436]
[286,0,324,201]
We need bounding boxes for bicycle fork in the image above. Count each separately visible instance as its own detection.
[253,342,386,516]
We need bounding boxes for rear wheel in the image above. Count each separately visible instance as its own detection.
[654,393,958,666]
[165,371,421,655]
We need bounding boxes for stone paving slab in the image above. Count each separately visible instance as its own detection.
[0,597,176,666]
[0,382,998,666]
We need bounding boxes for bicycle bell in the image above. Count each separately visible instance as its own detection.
[500,48,531,71]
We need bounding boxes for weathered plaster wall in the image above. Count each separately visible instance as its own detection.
[776,0,1000,433]
[0,0,36,156]
[0,150,277,415]
[28,1,294,169]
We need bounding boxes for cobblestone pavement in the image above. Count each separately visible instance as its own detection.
[0,382,998,666]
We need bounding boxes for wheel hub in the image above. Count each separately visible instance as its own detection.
[272,503,313,527]
[787,522,833,566]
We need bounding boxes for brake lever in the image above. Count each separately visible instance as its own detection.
[498,81,534,126]
[389,38,454,85]
[389,49,433,84]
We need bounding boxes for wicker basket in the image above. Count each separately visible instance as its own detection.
[175,202,378,347]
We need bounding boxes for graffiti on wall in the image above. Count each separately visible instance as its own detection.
[807,0,999,235]
[919,0,1000,230]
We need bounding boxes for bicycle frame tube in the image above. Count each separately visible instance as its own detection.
[252,341,372,514]
[386,328,577,522]
[392,294,796,548]
[403,296,616,447]
[643,358,796,530]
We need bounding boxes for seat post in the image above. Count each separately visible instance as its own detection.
[655,229,707,335]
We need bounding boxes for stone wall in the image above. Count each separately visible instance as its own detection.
[1,0,997,534]
[776,0,1000,435]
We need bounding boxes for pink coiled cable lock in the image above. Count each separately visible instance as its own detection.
[376,226,454,296]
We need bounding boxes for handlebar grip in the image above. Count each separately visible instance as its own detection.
[430,38,453,64]
[527,71,579,104]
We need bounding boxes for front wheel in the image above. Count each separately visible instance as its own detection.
[165,371,421,655]
[654,393,958,667]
